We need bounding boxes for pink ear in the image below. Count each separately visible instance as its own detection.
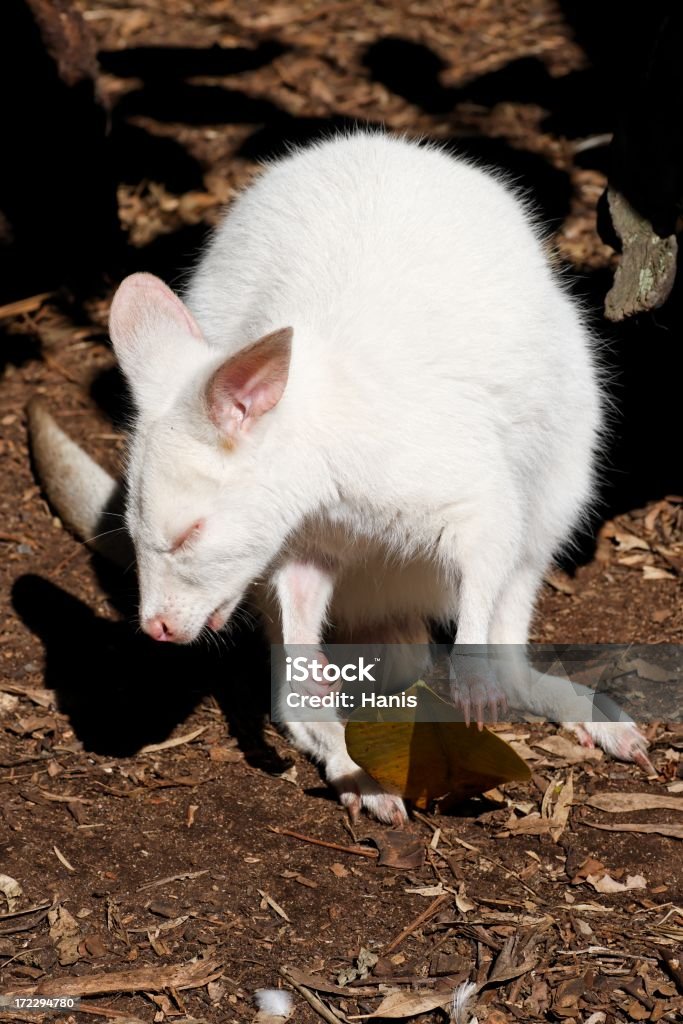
[109,273,203,356]
[207,327,293,439]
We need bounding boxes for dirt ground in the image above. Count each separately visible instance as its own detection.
[1,2,683,1022]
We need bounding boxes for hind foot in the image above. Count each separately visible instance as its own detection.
[569,721,654,773]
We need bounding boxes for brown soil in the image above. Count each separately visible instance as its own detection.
[1,2,682,1022]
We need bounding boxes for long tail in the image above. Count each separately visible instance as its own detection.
[27,397,132,568]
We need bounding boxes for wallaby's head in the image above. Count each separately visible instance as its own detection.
[110,273,295,644]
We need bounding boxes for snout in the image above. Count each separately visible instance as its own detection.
[142,596,239,644]
[143,615,189,644]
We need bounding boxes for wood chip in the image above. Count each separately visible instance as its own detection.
[137,869,209,891]
[139,726,207,754]
[258,890,291,922]
[0,292,53,319]
[53,845,76,872]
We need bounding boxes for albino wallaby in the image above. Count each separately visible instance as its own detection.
[29,132,651,824]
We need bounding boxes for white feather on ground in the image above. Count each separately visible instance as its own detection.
[451,982,479,1024]
[254,989,293,1019]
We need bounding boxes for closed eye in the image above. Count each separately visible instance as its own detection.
[169,519,204,553]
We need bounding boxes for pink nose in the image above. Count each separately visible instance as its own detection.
[144,616,175,642]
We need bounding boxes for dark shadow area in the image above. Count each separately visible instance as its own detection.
[115,82,282,126]
[131,223,214,286]
[568,266,683,520]
[238,113,377,162]
[11,573,289,775]
[0,0,123,302]
[559,0,683,237]
[0,326,42,375]
[98,40,287,79]
[111,121,205,194]
[363,38,611,142]
[89,365,132,431]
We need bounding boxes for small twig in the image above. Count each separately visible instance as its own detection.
[280,966,347,1024]
[0,901,52,922]
[137,869,209,892]
[268,826,378,859]
[383,893,451,955]
[53,845,75,872]
[0,755,52,770]
[42,352,82,385]
[558,947,658,963]
[139,726,207,754]
[571,132,612,154]
[447,833,539,900]
[0,292,53,319]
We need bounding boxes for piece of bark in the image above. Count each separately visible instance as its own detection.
[604,187,678,321]
[23,0,101,90]
[4,957,223,997]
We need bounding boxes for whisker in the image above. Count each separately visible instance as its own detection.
[82,526,128,545]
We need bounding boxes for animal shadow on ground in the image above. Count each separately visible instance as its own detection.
[11,572,289,774]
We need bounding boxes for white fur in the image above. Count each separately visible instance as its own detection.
[105,132,646,817]
[254,989,293,1018]
[451,982,479,1024]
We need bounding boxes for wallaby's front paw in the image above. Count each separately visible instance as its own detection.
[570,721,654,773]
[449,657,507,728]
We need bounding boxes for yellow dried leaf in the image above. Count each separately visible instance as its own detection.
[345,682,530,808]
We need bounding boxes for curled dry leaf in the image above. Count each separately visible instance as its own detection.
[404,884,447,897]
[486,925,547,986]
[48,905,81,966]
[367,988,452,1019]
[585,872,646,894]
[642,566,675,581]
[361,828,426,870]
[620,658,679,682]
[497,773,573,841]
[0,691,20,714]
[0,874,23,913]
[534,735,603,763]
[345,681,530,808]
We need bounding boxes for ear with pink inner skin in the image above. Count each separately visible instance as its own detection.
[207,327,293,440]
[109,273,204,409]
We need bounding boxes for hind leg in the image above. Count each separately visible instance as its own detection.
[489,559,652,770]
[438,489,524,723]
